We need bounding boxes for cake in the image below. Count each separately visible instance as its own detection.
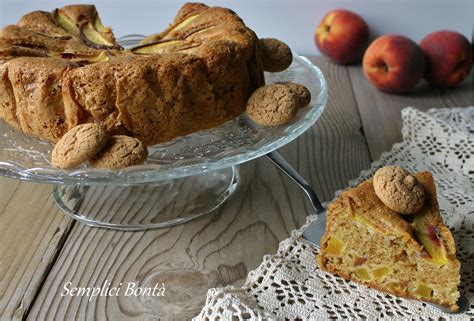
[318,171,461,311]
[0,3,264,145]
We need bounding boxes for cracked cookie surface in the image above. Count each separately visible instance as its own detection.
[373,165,425,214]
[90,135,148,170]
[246,84,299,126]
[277,82,311,108]
[260,38,292,72]
[51,123,109,169]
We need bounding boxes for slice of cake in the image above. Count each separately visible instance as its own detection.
[318,168,461,311]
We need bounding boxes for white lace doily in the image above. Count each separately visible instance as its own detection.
[195,107,474,320]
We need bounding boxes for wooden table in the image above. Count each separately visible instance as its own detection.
[0,57,471,321]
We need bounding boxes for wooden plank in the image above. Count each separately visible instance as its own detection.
[281,57,372,202]
[348,66,472,160]
[0,178,74,321]
[26,57,372,320]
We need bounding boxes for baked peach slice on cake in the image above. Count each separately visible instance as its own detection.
[53,5,117,49]
[0,3,264,145]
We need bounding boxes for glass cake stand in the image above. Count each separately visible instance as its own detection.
[0,37,327,230]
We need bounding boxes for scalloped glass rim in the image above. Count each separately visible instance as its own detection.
[0,53,327,185]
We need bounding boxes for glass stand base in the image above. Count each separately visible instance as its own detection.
[53,166,239,230]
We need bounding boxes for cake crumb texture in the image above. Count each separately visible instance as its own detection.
[318,171,461,312]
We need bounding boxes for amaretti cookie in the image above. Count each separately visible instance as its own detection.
[373,165,425,214]
[260,38,293,72]
[51,123,108,169]
[277,82,311,108]
[90,135,148,170]
[246,84,299,126]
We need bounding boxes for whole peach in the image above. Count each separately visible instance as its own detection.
[363,35,425,93]
[315,9,369,64]
[420,30,472,88]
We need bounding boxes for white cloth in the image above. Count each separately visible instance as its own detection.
[195,107,474,320]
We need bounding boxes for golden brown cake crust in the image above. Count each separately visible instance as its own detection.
[0,3,264,145]
[1,57,78,140]
[17,11,70,37]
[318,171,461,312]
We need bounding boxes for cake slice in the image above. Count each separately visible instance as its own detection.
[318,171,461,311]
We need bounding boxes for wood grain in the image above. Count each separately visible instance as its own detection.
[0,178,74,321]
[28,161,303,320]
[281,57,372,202]
[348,67,473,160]
[26,56,372,320]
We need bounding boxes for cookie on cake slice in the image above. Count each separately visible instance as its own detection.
[318,167,461,311]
